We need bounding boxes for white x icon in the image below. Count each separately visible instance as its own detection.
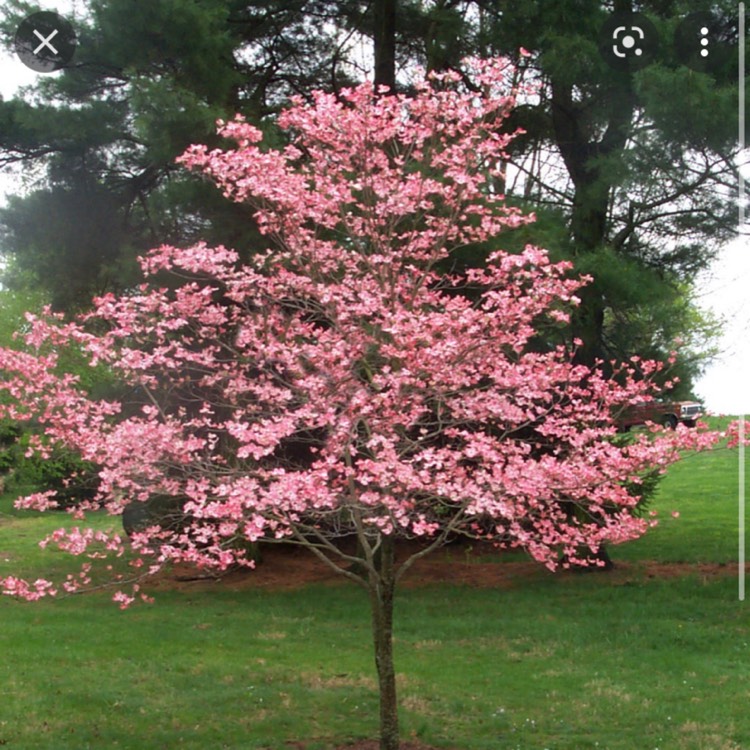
[33,28,59,55]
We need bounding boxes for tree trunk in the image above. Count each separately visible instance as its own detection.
[369,535,399,750]
[373,0,397,91]
[549,71,635,367]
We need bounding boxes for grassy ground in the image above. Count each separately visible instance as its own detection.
[0,422,748,749]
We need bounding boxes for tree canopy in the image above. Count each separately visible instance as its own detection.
[0,59,727,750]
[0,0,743,389]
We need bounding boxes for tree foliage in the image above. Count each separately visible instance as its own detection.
[467,0,741,381]
[0,0,363,308]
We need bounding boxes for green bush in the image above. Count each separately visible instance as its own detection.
[0,419,22,474]
[8,437,100,508]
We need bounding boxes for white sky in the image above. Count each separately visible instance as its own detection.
[693,235,750,414]
[0,4,748,415]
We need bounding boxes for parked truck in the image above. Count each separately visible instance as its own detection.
[616,399,703,431]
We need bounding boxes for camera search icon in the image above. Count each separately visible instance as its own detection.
[598,12,659,71]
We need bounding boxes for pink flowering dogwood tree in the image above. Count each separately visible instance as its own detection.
[0,58,723,750]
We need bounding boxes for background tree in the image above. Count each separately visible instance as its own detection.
[0,0,364,308]
[0,60,721,750]
[461,0,739,388]
[330,0,740,390]
[0,1,740,397]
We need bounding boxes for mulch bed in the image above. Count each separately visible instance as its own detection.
[144,537,742,593]
[288,742,457,750]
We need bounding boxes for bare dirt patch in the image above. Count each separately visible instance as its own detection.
[145,539,742,593]
[332,743,456,750]
[286,742,458,750]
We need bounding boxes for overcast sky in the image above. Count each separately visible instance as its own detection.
[693,235,750,414]
[1,3,748,415]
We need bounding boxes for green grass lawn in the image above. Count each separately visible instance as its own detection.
[614,416,743,565]
[0,424,748,749]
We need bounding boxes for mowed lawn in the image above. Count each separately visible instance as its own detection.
[0,420,748,749]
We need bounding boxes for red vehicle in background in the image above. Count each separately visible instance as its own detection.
[617,399,703,431]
